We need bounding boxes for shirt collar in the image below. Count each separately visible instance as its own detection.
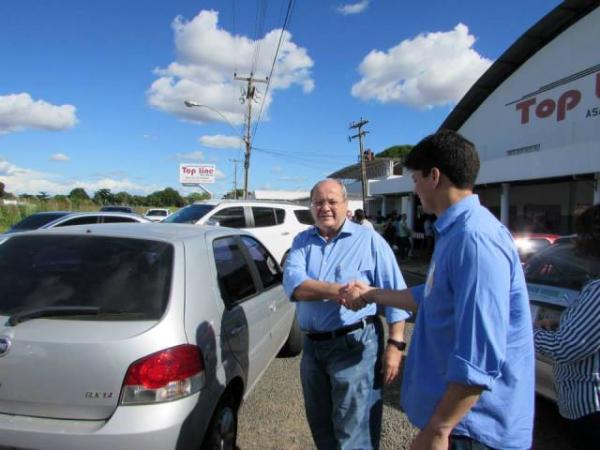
[310,218,356,241]
[434,194,480,235]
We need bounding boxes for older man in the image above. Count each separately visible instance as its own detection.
[283,178,409,450]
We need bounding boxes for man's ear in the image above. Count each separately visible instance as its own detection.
[430,167,441,187]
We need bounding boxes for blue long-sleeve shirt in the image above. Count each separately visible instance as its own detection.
[283,219,409,332]
[403,195,534,450]
[534,279,600,419]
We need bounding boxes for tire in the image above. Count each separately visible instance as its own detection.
[278,313,303,357]
[201,391,239,450]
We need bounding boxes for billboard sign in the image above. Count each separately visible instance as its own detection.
[179,164,216,185]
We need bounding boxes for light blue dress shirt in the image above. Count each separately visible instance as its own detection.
[283,219,409,332]
[403,195,534,450]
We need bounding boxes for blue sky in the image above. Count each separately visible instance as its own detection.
[0,0,561,198]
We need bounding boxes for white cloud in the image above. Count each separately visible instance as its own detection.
[0,93,77,135]
[50,153,70,162]
[147,10,314,126]
[271,165,283,173]
[337,1,370,15]
[351,23,493,108]
[199,134,243,149]
[176,151,204,161]
[0,159,156,196]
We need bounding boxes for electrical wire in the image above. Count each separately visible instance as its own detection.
[250,0,295,145]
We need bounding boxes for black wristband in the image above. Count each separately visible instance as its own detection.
[387,338,406,351]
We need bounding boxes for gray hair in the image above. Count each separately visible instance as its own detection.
[310,178,347,201]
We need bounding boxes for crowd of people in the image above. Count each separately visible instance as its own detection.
[282,129,599,450]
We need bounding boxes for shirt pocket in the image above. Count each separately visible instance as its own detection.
[334,264,373,285]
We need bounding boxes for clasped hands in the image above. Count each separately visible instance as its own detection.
[337,280,374,310]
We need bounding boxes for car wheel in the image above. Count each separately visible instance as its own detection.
[278,313,303,357]
[201,391,238,450]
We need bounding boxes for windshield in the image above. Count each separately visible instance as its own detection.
[162,204,214,224]
[0,235,173,320]
[147,210,167,217]
[524,243,600,291]
[8,212,70,232]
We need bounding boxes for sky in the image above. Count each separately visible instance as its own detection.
[0,0,563,199]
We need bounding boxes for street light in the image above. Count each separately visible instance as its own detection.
[184,100,250,199]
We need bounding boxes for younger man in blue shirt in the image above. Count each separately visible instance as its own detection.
[342,130,534,450]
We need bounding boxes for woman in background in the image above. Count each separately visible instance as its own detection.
[534,204,600,449]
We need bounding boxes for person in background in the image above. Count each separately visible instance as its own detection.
[354,208,373,229]
[283,178,410,450]
[339,130,534,450]
[534,204,600,450]
[395,214,412,259]
[346,209,354,221]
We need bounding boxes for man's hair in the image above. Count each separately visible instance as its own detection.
[404,129,480,189]
[574,204,600,258]
[310,178,347,201]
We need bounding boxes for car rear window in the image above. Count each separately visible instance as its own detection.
[524,243,600,291]
[163,204,214,224]
[294,209,314,225]
[0,235,173,320]
[8,212,69,232]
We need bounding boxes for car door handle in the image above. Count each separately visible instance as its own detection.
[229,324,247,336]
[281,231,290,236]
[269,304,277,312]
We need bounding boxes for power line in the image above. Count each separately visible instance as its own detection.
[251,0,296,145]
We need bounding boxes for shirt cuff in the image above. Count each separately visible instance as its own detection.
[446,353,499,390]
[384,306,411,323]
[283,271,309,300]
[410,284,425,306]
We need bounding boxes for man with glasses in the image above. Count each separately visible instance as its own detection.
[283,178,409,450]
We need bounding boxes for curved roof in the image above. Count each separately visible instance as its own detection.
[440,0,599,131]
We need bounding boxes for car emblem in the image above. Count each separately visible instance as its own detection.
[0,336,11,357]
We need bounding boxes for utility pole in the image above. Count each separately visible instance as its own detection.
[234,72,268,199]
[349,118,370,214]
[229,158,242,199]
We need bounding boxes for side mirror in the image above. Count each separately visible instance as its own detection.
[206,219,220,227]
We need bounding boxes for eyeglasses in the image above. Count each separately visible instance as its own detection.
[311,199,343,208]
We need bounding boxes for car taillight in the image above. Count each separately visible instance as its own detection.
[120,344,205,405]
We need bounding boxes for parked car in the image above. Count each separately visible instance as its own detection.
[0,223,302,449]
[144,208,170,222]
[5,211,149,233]
[99,205,134,213]
[162,200,314,265]
[513,232,561,262]
[524,241,600,401]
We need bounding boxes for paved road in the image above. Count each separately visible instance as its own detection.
[237,272,573,449]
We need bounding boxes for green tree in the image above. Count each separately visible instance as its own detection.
[376,144,413,160]
[69,187,90,202]
[93,188,114,205]
[187,192,210,204]
[114,191,132,206]
[147,187,185,207]
[37,191,50,201]
[0,181,5,198]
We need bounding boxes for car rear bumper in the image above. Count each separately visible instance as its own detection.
[0,393,208,450]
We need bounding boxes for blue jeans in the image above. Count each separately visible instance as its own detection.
[300,320,383,450]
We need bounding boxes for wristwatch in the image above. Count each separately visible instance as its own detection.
[387,338,406,351]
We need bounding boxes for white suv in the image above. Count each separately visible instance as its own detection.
[163,200,314,265]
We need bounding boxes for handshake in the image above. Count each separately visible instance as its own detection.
[337,280,375,311]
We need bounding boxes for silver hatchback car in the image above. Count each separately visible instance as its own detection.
[0,223,302,449]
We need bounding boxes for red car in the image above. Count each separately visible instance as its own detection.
[512,233,561,262]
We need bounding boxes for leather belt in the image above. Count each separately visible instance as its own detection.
[305,316,376,341]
